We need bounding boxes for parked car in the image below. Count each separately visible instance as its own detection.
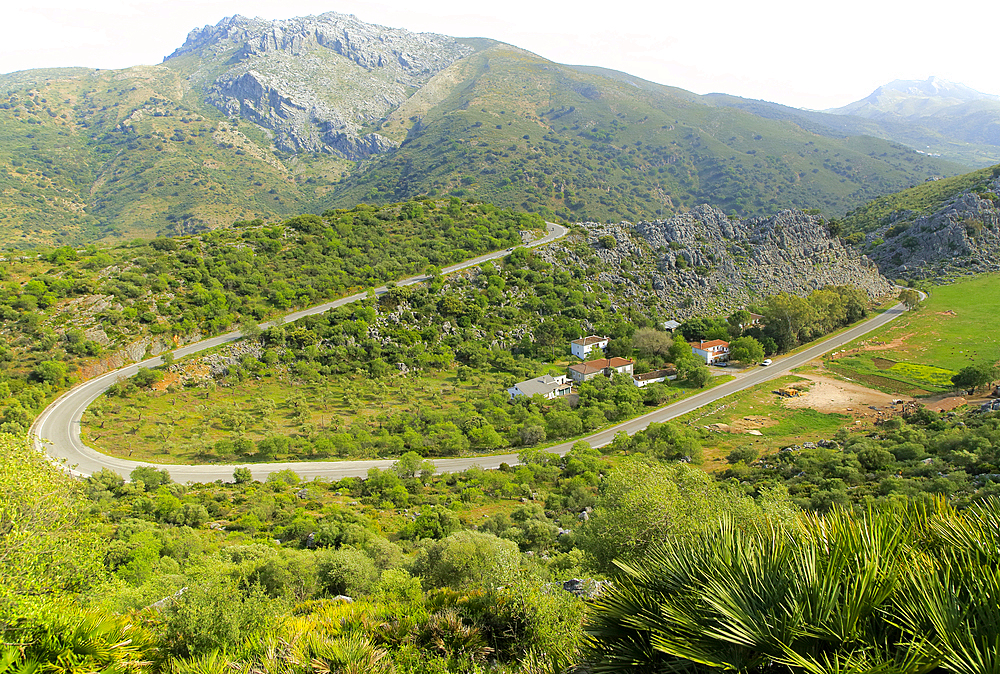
[761,359,772,366]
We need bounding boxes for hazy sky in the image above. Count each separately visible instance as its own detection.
[3,0,996,110]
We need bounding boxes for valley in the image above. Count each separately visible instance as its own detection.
[4,10,1000,674]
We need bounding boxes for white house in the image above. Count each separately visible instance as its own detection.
[692,339,730,364]
[508,374,573,400]
[570,335,609,360]
[632,367,678,387]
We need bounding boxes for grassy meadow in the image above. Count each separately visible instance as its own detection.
[826,273,1000,395]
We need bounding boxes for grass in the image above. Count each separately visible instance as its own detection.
[673,374,851,468]
[827,273,1000,394]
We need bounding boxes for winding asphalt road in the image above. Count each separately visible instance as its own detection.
[32,227,909,482]
[31,224,567,479]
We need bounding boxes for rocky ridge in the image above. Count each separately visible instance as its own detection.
[166,13,475,157]
[539,206,893,317]
[866,176,1000,279]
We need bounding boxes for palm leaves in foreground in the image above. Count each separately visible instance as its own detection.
[584,498,1000,673]
[2,611,157,674]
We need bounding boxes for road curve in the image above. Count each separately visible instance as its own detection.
[31,224,567,480]
[34,235,908,483]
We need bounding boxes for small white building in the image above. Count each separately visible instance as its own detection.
[692,339,730,364]
[508,374,573,400]
[570,335,609,360]
[632,367,678,387]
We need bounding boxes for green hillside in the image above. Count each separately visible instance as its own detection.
[0,33,968,248]
[841,163,1000,234]
[335,45,963,223]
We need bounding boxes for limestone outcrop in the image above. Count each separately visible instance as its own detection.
[866,177,1000,279]
[166,12,474,157]
[539,205,893,318]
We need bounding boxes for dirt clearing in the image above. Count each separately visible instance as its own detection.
[783,373,908,415]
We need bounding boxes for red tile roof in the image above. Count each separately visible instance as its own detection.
[569,357,634,374]
[694,339,729,350]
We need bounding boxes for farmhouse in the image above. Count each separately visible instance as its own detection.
[568,357,634,383]
[692,339,730,364]
[632,367,678,387]
[507,374,573,400]
[570,335,610,360]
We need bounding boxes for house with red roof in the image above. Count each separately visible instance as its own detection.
[691,339,730,364]
[568,357,634,383]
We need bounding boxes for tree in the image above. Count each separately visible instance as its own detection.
[668,334,693,365]
[535,320,564,358]
[898,288,922,311]
[580,458,792,572]
[727,309,751,335]
[233,467,254,484]
[632,327,672,359]
[952,363,998,394]
[729,336,765,364]
[0,435,104,616]
[317,548,378,597]
[132,367,162,389]
[685,365,712,388]
[32,360,67,385]
[130,465,171,490]
[519,424,547,446]
[413,530,521,589]
[393,451,436,480]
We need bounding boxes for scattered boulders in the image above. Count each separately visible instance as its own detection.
[562,578,609,599]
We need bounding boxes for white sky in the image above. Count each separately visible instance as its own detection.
[2,0,997,110]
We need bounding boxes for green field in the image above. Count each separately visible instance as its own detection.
[827,274,1000,394]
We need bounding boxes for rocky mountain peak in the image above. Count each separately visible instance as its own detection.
[166,12,471,76]
[164,12,475,158]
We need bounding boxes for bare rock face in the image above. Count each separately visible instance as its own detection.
[165,13,474,158]
[540,205,893,318]
[867,178,1000,279]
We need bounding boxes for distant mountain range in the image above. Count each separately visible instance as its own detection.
[828,77,1000,119]
[0,13,992,247]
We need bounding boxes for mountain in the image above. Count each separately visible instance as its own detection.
[0,13,969,248]
[820,77,1000,163]
[828,77,1000,120]
[165,13,477,158]
[841,164,1000,280]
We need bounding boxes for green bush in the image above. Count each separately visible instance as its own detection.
[317,548,379,597]
[414,531,521,590]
